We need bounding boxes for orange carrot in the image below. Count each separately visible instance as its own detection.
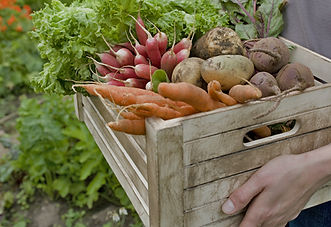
[120,111,144,120]
[251,126,271,138]
[73,83,159,106]
[229,84,262,103]
[129,103,183,120]
[108,119,146,135]
[158,82,226,112]
[207,80,237,106]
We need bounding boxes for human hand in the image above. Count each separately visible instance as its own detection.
[221,149,331,227]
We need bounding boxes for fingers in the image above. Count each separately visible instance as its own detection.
[222,173,264,215]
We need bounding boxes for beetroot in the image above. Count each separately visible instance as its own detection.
[276,62,315,91]
[250,72,281,97]
[249,37,290,73]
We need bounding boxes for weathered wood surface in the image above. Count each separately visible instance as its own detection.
[184,126,331,188]
[146,118,184,227]
[74,93,84,121]
[80,97,150,226]
[183,180,331,227]
[281,37,331,83]
[171,83,331,142]
[87,97,148,180]
[184,105,331,165]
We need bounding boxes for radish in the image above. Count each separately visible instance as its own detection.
[97,53,121,71]
[94,62,112,76]
[125,64,158,80]
[128,28,148,58]
[130,15,161,68]
[108,80,125,86]
[109,77,149,89]
[126,30,148,65]
[147,19,168,55]
[135,12,148,46]
[102,35,134,66]
[161,50,177,80]
[173,30,194,54]
[176,49,190,64]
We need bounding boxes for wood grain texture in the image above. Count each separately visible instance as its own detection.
[146,118,184,227]
[74,93,84,121]
[81,102,149,226]
[184,127,331,188]
[184,105,331,165]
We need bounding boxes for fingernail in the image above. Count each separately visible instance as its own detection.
[222,199,235,214]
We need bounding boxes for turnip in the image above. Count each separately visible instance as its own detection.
[191,27,244,59]
[249,37,290,73]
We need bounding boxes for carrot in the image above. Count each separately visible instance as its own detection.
[73,83,159,106]
[120,111,144,120]
[207,80,238,106]
[251,126,271,138]
[229,84,262,103]
[158,82,226,112]
[108,119,146,135]
[129,103,183,120]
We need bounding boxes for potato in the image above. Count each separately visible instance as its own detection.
[191,27,244,60]
[201,55,255,91]
[171,57,205,88]
[250,37,290,73]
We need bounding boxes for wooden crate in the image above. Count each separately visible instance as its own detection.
[74,38,331,227]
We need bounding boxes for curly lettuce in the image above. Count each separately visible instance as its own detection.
[31,0,229,95]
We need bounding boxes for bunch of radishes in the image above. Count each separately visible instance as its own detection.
[91,13,193,90]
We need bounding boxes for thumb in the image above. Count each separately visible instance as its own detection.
[222,174,264,215]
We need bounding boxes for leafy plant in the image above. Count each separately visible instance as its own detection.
[0,0,43,97]
[220,0,287,40]
[8,95,131,211]
[30,0,229,94]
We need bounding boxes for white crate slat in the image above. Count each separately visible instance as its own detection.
[184,104,331,165]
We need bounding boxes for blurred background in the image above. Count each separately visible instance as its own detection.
[0,1,141,226]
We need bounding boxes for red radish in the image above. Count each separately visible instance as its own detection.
[125,64,158,80]
[176,49,190,64]
[146,19,168,55]
[102,35,134,66]
[117,41,135,54]
[126,30,149,65]
[145,81,153,90]
[173,31,194,54]
[135,12,148,46]
[101,70,139,82]
[109,77,149,89]
[97,53,121,71]
[129,28,148,58]
[161,27,177,79]
[108,80,125,86]
[130,15,161,68]
[108,45,122,57]
[161,50,177,80]
[94,62,112,76]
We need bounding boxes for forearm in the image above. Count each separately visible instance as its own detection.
[303,143,331,185]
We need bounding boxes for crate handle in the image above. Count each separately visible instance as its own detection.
[243,119,301,147]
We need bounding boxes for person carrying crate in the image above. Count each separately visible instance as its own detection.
[221,0,331,226]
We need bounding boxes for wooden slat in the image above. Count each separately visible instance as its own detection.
[184,105,331,165]
[86,97,148,180]
[146,118,184,227]
[281,37,331,83]
[184,127,331,188]
[82,97,149,207]
[184,181,331,227]
[74,93,84,121]
[175,83,331,142]
[90,97,147,156]
[81,107,149,226]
